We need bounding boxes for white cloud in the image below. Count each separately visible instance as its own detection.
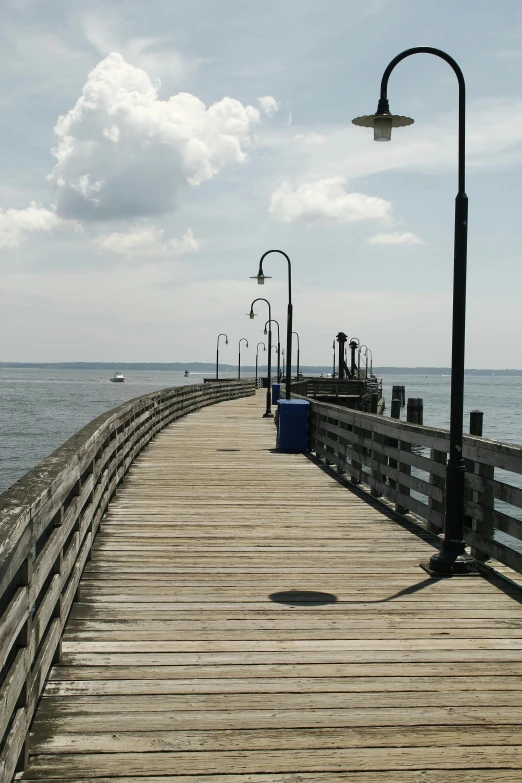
[0,202,64,249]
[81,13,204,87]
[269,177,393,224]
[93,225,199,258]
[49,53,277,221]
[258,96,280,118]
[367,231,424,246]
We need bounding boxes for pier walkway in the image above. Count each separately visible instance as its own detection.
[20,392,522,781]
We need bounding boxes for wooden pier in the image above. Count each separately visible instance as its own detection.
[2,382,522,781]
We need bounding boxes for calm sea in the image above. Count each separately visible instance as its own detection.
[2,369,522,496]
[0,368,248,494]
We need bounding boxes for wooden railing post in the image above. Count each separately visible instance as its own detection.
[467,411,494,560]
[428,450,446,535]
[350,423,363,484]
[388,398,401,495]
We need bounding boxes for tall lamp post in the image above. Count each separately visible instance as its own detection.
[216,333,228,380]
[264,319,281,380]
[255,341,266,386]
[366,348,373,377]
[281,349,285,378]
[332,340,336,377]
[238,338,249,380]
[251,250,293,399]
[249,298,273,418]
[359,344,369,378]
[292,331,300,377]
[352,47,476,575]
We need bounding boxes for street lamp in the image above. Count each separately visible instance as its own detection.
[251,250,293,399]
[281,348,285,378]
[238,338,249,380]
[255,341,266,386]
[292,331,300,377]
[358,344,369,378]
[352,47,476,575]
[216,333,228,380]
[249,298,273,418]
[264,319,280,380]
[366,348,373,377]
[332,340,336,377]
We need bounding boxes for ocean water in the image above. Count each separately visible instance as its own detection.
[2,368,522,497]
[0,368,251,494]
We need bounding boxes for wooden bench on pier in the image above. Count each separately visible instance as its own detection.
[2,379,522,782]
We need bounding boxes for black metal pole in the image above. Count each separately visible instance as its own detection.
[238,338,248,381]
[258,250,292,399]
[332,341,335,377]
[292,331,300,377]
[349,339,359,377]
[265,320,280,380]
[251,299,273,418]
[337,332,347,379]
[377,47,475,574]
[216,333,228,380]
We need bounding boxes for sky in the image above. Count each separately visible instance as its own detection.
[2,0,522,368]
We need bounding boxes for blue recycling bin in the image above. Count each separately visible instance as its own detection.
[278,399,310,453]
[272,383,282,404]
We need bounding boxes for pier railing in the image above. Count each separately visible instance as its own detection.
[288,383,522,576]
[0,379,255,782]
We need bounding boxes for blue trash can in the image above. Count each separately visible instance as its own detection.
[272,383,282,405]
[278,399,310,453]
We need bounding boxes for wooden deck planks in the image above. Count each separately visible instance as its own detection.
[21,391,522,782]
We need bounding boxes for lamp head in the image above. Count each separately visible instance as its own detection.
[263,326,267,335]
[352,98,413,142]
[250,272,272,285]
[225,338,228,345]
[248,311,255,320]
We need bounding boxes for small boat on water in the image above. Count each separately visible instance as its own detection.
[184,370,190,377]
[110,372,126,383]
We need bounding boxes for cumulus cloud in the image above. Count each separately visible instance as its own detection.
[93,226,199,258]
[0,202,64,249]
[367,231,424,246]
[269,177,392,224]
[49,53,277,221]
[258,96,280,117]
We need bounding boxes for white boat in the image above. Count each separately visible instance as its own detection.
[110,372,126,383]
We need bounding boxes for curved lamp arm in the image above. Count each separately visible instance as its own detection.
[264,319,280,340]
[379,48,465,194]
[257,341,266,353]
[239,337,249,350]
[252,249,292,304]
[250,297,272,322]
[353,47,465,194]
[217,332,229,348]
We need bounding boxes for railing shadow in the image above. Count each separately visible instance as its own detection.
[303,451,437,548]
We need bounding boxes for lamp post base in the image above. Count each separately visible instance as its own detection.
[424,539,478,576]
[262,412,274,418]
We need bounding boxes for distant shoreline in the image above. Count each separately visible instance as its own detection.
[1,362,521,375]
